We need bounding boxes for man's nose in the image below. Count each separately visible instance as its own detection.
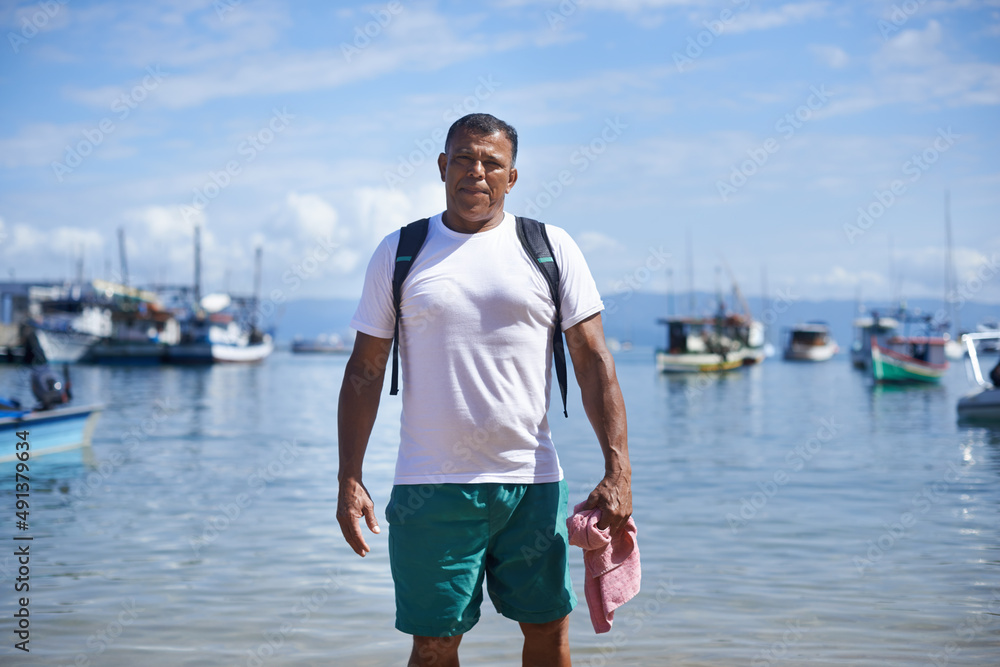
[466,160,486,177]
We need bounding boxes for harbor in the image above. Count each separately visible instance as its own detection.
[2,349,999,665]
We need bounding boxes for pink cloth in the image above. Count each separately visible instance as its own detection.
[566,502,641,633]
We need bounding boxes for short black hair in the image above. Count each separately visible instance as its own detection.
[444,113,518,167]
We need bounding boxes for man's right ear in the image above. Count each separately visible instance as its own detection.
[437,152,447,181]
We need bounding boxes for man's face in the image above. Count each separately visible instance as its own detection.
[438,127,517,229]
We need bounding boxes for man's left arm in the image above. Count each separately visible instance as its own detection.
[565,312,632,535]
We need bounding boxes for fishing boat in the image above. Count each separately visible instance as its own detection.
[656,313,765,373]
[0,404,103,464]
[165,313,273,364]
[871,334,949,383]
[782,322,839,361]
[850,313,899,370]
[33,303,113,363]
[957,332,1000,422]
[0,366,102,464]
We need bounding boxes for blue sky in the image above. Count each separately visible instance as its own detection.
[1,0,998,310]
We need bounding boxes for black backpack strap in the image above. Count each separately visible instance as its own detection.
[390,218,429,396]
[516,216,568,418]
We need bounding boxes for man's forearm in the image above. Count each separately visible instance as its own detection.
[337,356,386,482]
[577,348,630,476]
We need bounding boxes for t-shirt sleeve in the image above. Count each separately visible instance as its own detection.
[349,234,398,340]
[547,226,604,331]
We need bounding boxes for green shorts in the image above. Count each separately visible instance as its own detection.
[385,480,576,637]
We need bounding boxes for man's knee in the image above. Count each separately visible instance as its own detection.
[519,614,569,638]
[411,634,462,664]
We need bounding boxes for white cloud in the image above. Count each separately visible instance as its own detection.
[809,44,849,69]
[809,266,885,288]
[727,1,828,34]
[577,231,625,253]
[285,192,340,241]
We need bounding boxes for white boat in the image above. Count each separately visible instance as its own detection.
[850,314,899,370]
[782,322,839,361]
[655,314,765,373]
[957,332,1000,422]
[34,329,100,363]
[166,316,272,364]
[34,303,113,363]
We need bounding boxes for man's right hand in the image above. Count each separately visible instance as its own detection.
[337,476,381,557]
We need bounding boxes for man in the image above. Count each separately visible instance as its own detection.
[337,113,631,667]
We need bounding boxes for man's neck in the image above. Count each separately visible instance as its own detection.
[442,209,505,234]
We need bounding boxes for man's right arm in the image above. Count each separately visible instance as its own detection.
[336,332,393,557]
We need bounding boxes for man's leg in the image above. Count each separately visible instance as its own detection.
[519,615,570,667]
[409,634,463,667]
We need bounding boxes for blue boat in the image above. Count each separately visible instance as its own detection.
[0,404,103,464]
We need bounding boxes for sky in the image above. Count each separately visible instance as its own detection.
[0,0,998,312]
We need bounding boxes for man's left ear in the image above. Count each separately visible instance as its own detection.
[506,167,518,193]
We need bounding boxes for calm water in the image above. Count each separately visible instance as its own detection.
[1,351,999,666]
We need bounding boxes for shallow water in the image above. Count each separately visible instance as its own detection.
[1,351,999,666]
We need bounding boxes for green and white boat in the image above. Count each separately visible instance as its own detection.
[871,335,949,383]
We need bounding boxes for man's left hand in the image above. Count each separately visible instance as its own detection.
[582,469,633,535]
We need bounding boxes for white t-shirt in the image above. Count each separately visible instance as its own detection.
[351,211,604,485]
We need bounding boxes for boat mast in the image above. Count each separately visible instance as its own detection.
[944,189,957,335]
[117,227,130,287]
[193,224,202,306]
[253,246,263,331]
[686,228,694,314]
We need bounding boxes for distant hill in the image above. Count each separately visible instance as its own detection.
[272,292,999,350]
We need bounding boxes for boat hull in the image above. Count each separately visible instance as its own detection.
[0,404,102,464]
[165,340,273,364]
[656,349,759,373]
[784,342,838,362]
[871,343,948,383]
[957,388,1000,422]
[35,329,99,363]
